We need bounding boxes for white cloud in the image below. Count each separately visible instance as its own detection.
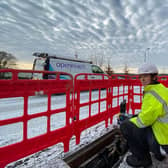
[0,0,168,70]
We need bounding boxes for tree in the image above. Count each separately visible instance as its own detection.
[91,54,104,68]
[124,64,129,74]
[0,51,17,69]
[105,64,114,76]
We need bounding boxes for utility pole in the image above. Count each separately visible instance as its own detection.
[75,51,78,59]
[144,48,150,62]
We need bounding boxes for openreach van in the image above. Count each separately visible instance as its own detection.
[32,53,105,79]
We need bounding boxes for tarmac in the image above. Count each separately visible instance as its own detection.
[118,151,168,168]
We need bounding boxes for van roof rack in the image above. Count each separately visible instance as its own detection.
[33,52,93,64]
[33,52,48,57]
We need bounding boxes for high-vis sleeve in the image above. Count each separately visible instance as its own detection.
[146,90,168,123]
[130,93,162,128]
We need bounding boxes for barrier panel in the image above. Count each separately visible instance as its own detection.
[73,73,111,144]
[0,69,74,168]
[0,70,168,168]
[111,74,139,80]
[128,78,143,114]
[158,76,168,87]
[109,77,132,122]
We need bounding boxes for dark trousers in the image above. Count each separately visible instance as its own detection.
[120,119,162,160]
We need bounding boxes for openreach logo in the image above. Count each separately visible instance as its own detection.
[56,63,86,69]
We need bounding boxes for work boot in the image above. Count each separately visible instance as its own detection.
[126,154,152,168]
[154,153,165,161]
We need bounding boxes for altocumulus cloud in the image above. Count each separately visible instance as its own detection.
[0,0,168,71]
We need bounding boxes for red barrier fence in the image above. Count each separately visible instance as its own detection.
[0,69,167,167]
[0,69,74,167]
[158,75,168,87]
[73,73,110,145]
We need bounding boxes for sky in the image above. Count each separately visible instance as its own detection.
[0,0,168,72]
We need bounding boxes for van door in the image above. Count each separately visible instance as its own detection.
[32,58,47,79]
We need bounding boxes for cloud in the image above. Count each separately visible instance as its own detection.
[0,0,168,72]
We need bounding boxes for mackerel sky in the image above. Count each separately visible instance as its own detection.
[0,0,168,71]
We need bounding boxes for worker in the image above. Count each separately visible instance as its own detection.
[120,63,168,167]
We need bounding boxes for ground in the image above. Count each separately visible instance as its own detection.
[119,152,168,168]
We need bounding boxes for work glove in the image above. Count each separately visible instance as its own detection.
[117,100,137,125]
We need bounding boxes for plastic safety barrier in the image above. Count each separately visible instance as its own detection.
[0,69,168,167]
[0,69,74,167]
[158,76,168,87]
[73,73,111,145]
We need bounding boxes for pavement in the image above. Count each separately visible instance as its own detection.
[118,152,168,168]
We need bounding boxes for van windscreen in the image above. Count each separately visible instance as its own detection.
[92,65,104,74]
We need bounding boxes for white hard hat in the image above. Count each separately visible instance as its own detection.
[138,63,158,75]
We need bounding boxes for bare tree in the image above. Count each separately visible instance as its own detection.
[105,64,114,76]
[91,54,104,68]
[0,51,17,69]
[124,64,129,74]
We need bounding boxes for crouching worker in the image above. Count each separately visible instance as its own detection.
[120,63,168,167]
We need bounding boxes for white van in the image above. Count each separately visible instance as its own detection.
[32,53,105,79]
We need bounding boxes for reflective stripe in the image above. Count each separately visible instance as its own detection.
[137,116,146,128]
[160,146,167,156]
[145,90,168,123]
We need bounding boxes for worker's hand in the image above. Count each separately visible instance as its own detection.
[117,113,137,125]
[118,99,138,125]
[117,113,129,125]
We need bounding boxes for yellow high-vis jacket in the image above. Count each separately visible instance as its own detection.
[130,83,168,145]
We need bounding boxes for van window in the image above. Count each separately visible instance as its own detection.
[91,65,104,74]
[33,58,46,71]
